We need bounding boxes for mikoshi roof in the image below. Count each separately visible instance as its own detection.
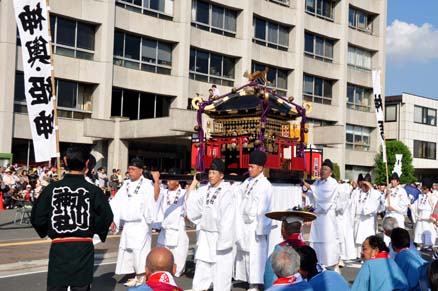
[202,88,302,119]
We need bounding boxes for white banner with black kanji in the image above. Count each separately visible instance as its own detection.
[372,70,387,163]
[393,154,403,177]
[13,0,57,162]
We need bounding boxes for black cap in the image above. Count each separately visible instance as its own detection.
[210,158,225,173]
[129,157,144,169]
[391,172,400,181]
[168,168,180,175]
[322,159,333,171]
[357,173,364,182]
[364,173,372,183]
[250,150,267,166]
[421,177,433,189]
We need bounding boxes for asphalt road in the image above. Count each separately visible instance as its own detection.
[0,260,363,291]
[0,262,195,291]
[0,209,364,291]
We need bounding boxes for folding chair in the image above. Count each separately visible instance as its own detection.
[14,201,32,224]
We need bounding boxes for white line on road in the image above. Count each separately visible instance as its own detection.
[0,260,117,279]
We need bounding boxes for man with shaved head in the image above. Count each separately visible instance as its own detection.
[128,247,183,291]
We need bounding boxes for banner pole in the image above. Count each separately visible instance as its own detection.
[384,142,390,207]
[380,69,390,207]
[45,0,61,177]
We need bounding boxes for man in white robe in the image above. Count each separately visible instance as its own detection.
[432,182,438,200]
[110,158,157,287]
[154,172,189,277]
[350,179,381,258]
[303,159,340,269]
[411,177,437,248]
[186,158,236,291]
[349,174,363,221]
[234,150,273,291]
[385,172,410,229]
[336,179,356,261]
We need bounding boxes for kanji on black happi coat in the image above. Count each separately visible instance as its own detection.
[31,174,113,288]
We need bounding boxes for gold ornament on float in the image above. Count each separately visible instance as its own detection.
[191,96,203,110]
[302,102,313,114]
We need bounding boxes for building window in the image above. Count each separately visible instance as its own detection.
[345,165,372,181]
[349,6,373,33]
[346,84,371,111]
[348,45,372,70]
[191,0,237,37]
[269,0,289,6]
[303,74,333,104]
[385,105,397,122]
[115,0,173,20]
[304,32,334,62]
[253,17,289,51]
[111,88,173,120]
[307,118,336,127]
[50,15,95,60]
[113,31,172,75]
[14,71,93,119]
[346,124,371,151]
[414,105,437,126]
[414,140,436,160]
[56,80,94,119]
[252,62,288,96]
[190,48,235,86]
[14,72,26,103]
[305,0,334,21]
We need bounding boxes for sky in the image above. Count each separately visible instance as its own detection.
[386,0,438,99]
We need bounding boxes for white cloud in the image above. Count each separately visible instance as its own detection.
[386,20,438,62]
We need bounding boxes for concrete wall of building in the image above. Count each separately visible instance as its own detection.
[0,0,386,176]
[401,94,438,169]
[0,0,17,155]
[385,93,438,172]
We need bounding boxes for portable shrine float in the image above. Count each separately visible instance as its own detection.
[189,74,321,253]
[190,75,319,183]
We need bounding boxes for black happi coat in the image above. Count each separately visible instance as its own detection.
[31,174,113,287]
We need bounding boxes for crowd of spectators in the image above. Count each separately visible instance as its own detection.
[0,163,129,210]
[0,164,60,209]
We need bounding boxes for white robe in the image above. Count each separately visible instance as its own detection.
[156,186,189,277]
[411,193,437,246]
[234,173,273,284]
[307,176,340,266]
[110,177,155,274]
[431,190,438,205]
[186,181,236,291]
[384,185,410,229]
[152,184,167,230]
[336,182,356,260]
[351,188,381,257]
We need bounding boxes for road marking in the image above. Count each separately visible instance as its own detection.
[0,235,120,248]
[0,260,117,279]
[344,262,362,269]
[0,229,197,247]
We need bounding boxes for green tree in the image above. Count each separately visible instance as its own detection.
[374,140,416,184]
[332,162,340,181]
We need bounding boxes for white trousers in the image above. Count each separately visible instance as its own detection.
[157,230,189,277]
[355,244,362,259]
[192,249,233,291]
[115,246,149,275]
[234,235,268,284]
[310,241,340,267]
